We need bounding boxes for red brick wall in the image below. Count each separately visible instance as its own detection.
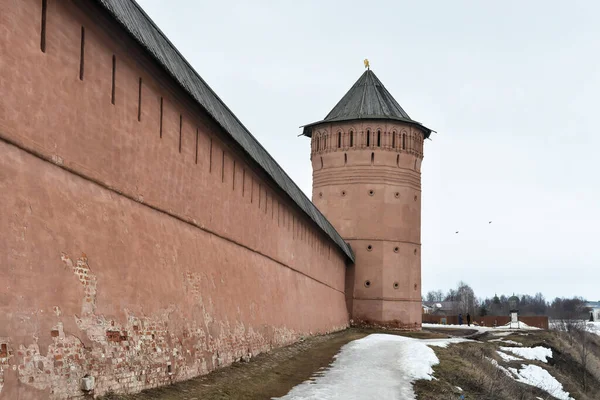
[0,0,349,397]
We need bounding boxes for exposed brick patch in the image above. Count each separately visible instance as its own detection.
[9,254,305,398]
[0,337,12,396]
[106,331,121,342]
[61,253,97,315]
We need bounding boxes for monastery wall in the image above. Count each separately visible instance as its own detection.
[0,0,349,398]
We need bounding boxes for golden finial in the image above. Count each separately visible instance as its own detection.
[364,59,370,70]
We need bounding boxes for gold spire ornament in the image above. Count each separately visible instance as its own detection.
[364,59,370,70]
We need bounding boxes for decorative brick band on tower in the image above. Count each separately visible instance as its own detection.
[302,70,433,329]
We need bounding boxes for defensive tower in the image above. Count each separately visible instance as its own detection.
[302,68,433,328]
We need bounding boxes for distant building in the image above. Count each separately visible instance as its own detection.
[423,301,460,316]
[586,301,600,321]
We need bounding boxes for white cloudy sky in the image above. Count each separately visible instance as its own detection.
[136,0,600,301]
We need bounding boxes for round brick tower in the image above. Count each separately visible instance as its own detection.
[302,69,433,329]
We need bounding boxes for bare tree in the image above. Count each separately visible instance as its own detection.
[425,290,444,302]
[573,324,591,393]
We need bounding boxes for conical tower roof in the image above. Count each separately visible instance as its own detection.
[302,69,433,138]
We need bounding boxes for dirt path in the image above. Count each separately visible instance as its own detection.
[102,328,445,400]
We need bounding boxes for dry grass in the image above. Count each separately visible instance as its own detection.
[415,329,600,400]
[414,341,548,400]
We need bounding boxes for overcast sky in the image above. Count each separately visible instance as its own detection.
[137,0,600,301]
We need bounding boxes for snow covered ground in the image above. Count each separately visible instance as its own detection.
[485,357,513,377]
[273,334,469,400]
[508,364,574,400]
[500,346,553,363]
[586,321,600,336]
[496,350,522,362]
[487,345,572,400]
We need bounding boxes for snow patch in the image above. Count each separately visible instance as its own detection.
[422,338,473,348]
[489,339,523,346]
[486,356,514,378]
[496,351,522,362]
[274,334,469,400]
[586,321,600,336]
[500,346,552,363]
[489,332,513,337]
[455,386,463,392]
[499,321,541,330]
[509,364,574,400]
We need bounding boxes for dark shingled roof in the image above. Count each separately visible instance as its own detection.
[301,69,433,138]
[94,0,354,262]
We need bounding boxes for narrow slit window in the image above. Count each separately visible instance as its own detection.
[79,27,85,80]
[111,55,116,105]
[392,132,396,148]
[371,152,374,165]
[209,138,213,172]
[366,130,370,147]
[137,78,142,121]
[377,130,381,147]
[344,153,347,165]
[178,115,182,153]
[242,169,246,196]
[40,0,47,52]
[338,132,341,148]
[402,133,406,150]
[159,97,163,138]
[195,128,199,164]
[316,136,320,151]
[350,131,354,147]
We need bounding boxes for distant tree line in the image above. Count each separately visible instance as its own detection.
[424,282,590,319]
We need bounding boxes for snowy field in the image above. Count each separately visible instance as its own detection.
[273,334,469,400]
